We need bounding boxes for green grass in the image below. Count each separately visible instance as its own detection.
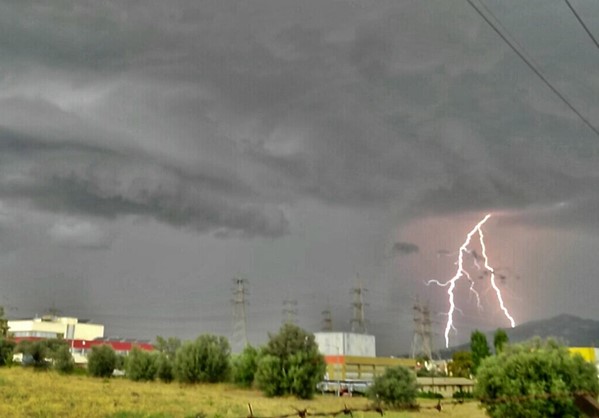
[0,367,487,418]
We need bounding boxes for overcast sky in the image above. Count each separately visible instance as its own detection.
[2,0,599,355]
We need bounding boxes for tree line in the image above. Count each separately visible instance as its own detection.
[367,329,599,416]
[0,317,326,400]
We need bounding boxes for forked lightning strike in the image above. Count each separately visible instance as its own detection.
[477,223,516,329]
[426,214,516,348]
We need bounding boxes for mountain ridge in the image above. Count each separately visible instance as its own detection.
[437,313,599,358]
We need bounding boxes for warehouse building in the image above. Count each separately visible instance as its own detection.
[8,315,153,364]
[8,315,104,341]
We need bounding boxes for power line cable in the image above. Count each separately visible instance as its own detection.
[475,0,542,67]
[564,0,599,49]
[465,0,599,138]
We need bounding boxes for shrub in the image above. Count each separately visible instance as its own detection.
[16,340,46,368]
[15,339,76,371]
[418,390,443,399]
[255,324,325,399]
[0,338,16,367]
[156,353,175,383]
[475,338,599,418]
[286,351,326,399]
[367,366,418,409]
[174,334,231,383]
[453,391,474,400]
[231,345,258,387]
[470,330,490,375]
[254,354,284,397]
[54,344,75,374]
[126,348,157,381]
[448,351,473,378]
[88,345,118,378]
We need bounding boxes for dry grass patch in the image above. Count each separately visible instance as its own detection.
[0,368,486,418]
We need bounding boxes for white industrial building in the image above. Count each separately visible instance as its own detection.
[314,332,376,357]
[8,315,104,341]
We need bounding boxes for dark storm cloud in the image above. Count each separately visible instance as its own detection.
[0,124,288,238]
[392,242,419,256]
[3,0,599,229]
[2,0,599,239]
[3,0,599,354]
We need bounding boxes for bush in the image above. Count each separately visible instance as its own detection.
[0,338,16,367]
[254,354,284,397]
[255,324,325,399]
[475,338,599,418]
[16,339,69,369]
[174,334,231,383]
[286,351,326,399]
[88,345,118,378]
[453,391,474,400]
[448,351,472,378]
[126,348,157,381]
[231,345,258,387]
[16,340,47,368]
[470,330,491,375]
[418,390,443,399]
[367,366,418,409]
[54,344,75,374]
[156,353,175,383]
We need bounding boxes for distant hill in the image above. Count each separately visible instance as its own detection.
[438,314,599,358]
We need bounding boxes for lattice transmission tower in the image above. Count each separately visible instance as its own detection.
[231,278,248,353]
[282,298,298,325]
[411,298,433,360]
[321,308,333,331]
[350,282,368,334]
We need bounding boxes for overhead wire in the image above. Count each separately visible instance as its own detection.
[564,0,599,49]
[465,0,599,138]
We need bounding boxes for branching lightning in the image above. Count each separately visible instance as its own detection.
[477,224,516,329]
[426,213,516,348]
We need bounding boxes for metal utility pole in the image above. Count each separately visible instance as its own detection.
[282,299,298,325]
[350,282,367,334]
[231,278,248,353]
[411,298,433,361]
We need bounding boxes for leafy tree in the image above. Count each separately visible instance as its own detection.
[254,354,284,396]
[470,330,491,374]
[155,336,181,360]
[367,366,418,409]
[448,351,472,378]
[126,347,157,381]
[115,354,126,371]
[232,345,258,387]
[15,340,44,367]
[13,339,75,370]
[54,344,75,374]
[87,345,118,378]
[493,328,509,354]
[174,334,231,383]
[286,350,326,399]
[255,323,325,399]
[156,352,175,383]
[15,338,71,369]
[0,338,16,367]
[0,306,9,338]
[475,338,599,418]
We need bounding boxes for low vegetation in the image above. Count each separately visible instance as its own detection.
[255,323,326,399]
[367,365,418,409]
[475,338,599,418]
[0,367,485,418]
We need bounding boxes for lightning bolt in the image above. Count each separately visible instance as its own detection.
[426,214,516,348]
[477,223,516,328]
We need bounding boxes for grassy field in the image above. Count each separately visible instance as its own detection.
[0,368,487,418]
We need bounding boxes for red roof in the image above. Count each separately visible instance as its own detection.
[13,337,154,352]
